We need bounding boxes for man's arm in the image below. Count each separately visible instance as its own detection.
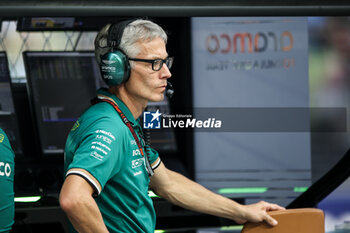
[149,163,284,226]
[59,170,109,233]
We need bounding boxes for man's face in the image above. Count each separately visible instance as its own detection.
[125,37,172,103]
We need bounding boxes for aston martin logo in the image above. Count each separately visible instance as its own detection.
[102,59,116,65]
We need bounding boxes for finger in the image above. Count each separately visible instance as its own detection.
[275,204,286,210]
[266,203,285,211]
[264,214,278,226]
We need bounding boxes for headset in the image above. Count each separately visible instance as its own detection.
[99,20,134,86]
[98,19,174,98]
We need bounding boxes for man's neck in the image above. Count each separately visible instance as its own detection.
[108,86,147,120]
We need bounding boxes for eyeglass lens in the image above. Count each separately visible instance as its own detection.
[153,58,173,71]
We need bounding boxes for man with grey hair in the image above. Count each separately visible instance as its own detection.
[59,19,284,233]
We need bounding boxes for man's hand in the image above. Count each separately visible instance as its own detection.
[236,201,285,226]
[150,164,285,227]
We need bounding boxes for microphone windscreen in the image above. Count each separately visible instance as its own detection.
[166,81,174,98]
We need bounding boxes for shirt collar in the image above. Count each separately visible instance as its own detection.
[97,88,138,126]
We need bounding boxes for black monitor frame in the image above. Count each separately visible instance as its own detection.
[23,51,103,156]
[0,51,24,155]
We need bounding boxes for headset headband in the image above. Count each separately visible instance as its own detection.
[107,19,135,49]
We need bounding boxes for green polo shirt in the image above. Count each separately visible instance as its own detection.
[64,88,160,233]
[0,128,15,233]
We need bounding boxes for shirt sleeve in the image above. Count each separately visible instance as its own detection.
[147,147,161,170]
[66,118,124,195]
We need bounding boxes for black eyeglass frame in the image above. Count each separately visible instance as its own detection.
[128,57,174,71]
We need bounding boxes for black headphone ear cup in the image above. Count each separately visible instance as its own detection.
[99,50,130,86]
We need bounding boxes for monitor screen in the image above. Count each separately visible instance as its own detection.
[143,98,178,153]
[0,52,23,154]
[24,51,105,154]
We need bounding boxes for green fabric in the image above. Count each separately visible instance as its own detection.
[0,128,15,233]
[64,88,159,233]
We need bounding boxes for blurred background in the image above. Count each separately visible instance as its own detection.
[0,12,349,233]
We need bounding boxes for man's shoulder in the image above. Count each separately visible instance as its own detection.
[65,103,128,154]
[82,102,123,125]
[74,102,127,137]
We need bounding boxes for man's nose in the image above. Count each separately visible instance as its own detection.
[160,63,172,79]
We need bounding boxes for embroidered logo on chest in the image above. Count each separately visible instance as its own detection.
[131,158,144,169]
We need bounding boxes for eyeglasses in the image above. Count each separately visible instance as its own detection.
[128,57,174,71]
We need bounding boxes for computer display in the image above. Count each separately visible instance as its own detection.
[144,99,178,153]
[24,51,105,154]
[0,52,23,154]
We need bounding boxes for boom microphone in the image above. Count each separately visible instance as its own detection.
[166,81,174,99]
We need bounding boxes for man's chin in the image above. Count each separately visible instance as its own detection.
[149,94,165,103]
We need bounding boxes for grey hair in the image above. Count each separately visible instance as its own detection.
[94,19,167,65]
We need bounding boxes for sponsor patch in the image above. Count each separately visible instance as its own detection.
[72,121,80,131]
[132,158,144,169]
[90,151,104,161]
